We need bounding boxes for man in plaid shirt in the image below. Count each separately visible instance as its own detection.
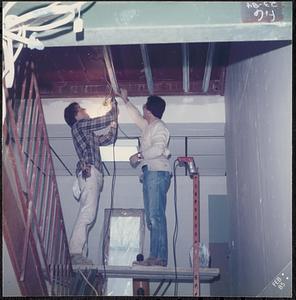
[64,100,118,265]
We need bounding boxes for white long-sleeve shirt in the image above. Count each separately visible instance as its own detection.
[125,101,171,173]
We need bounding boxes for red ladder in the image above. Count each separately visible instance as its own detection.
[3,58,72,296]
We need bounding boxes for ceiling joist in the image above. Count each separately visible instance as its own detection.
[182,43,190,93]
[103,45,119,94]
[140,44,154,95]
[32,43,228,97]
[202,43,215,93]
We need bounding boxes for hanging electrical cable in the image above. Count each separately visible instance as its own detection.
[101,135,117,290]
[49,144,73,176]
[173,159,179,296]
[2,1,91,128]
[3,1,89,89]
[100,75,119,291]
[78,269,99,296]
[118,125,137,140]
[104,73,139,144]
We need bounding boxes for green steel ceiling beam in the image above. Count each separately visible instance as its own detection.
[6,1,292,47]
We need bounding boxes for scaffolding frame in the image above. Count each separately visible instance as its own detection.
[73,264,220,281]
[72,170,220,296]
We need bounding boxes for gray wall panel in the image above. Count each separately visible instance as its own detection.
[224,41,292,296]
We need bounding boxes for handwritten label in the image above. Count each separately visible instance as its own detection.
[241,2,283,23]
[272,276,286,290]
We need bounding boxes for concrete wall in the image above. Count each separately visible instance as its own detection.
[42,95,225,125]
[224,41,292,296]
[57,174,226,296]
[3,238,22,297]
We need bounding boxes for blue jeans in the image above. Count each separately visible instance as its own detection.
[142,168,171,263]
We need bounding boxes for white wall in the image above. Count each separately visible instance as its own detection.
[57,174,226,296]
[224,41,292,296]
[3,238,22,297]
[42,95,225,125]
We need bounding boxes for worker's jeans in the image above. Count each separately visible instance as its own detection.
[142,169,171,263]
[69,166,103,256]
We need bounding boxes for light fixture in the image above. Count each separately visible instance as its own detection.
[100,139,138,162]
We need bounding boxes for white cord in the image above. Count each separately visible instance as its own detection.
[13,27,25,60]
[3,2,16,18]
[2,84,6,126]
[22,10,75,32]
[5,2,86,31]
[2,2,88,89]
[2,38,14,85]
[78,269,99,296]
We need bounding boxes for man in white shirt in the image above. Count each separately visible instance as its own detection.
[118,88,171,267]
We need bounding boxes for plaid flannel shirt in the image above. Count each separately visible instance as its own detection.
[71,104,118,177]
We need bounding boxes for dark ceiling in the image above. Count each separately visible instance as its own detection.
[29,42,230,98]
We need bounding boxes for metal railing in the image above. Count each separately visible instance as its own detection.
[3,58,72,296]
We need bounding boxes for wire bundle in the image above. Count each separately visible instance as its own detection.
[101,87,118,292]
[173,159,179,296]
[3,2,88,88]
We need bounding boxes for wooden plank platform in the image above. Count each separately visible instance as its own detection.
[72,265,220,282]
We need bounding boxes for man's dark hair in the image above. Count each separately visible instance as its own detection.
[64,102,79,127]
[146,95,166,119]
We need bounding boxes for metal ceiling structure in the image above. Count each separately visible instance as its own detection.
[7,2,292,46]
[8,2,291,98]
[28,42,229,98]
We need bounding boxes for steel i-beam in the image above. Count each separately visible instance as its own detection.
[103,45,119,94]
[182,43,190,93]
[140,44,154,95]
[202,43,215,93]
